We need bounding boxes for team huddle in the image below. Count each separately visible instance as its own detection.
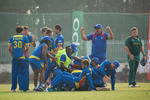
[8,24,120,92]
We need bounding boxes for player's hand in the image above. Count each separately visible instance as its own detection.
[80,27,85,32]
[44,64,48,68]
[68,68,73,73]
[106,26,111,31]
[129,54,134,61]
[52,57,57,62]
[103,76,110,85]
[143,55,146,61]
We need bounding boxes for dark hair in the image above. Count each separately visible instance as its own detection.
[16,26,23,33]
[55,24,61,32]
[82,60,89,66]
[24,26,29,30]
[46,28,53,34]
[42,27,48,33]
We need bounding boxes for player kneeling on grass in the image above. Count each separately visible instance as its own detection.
[53,43,82,76]
[92,60,120,91]
[47,60,95,92]
[29,36,51,91]
[90,57,107,90]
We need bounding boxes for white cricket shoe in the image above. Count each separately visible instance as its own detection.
[128,84,134,88]
[133,85,140,87]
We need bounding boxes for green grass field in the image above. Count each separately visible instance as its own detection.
[0,83,150,100]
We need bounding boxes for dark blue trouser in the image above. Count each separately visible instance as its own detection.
[51,73,76,89]
[11,58,28,91]
[24,58,29,91]
[93,78,105,87]
[44,58,56,82]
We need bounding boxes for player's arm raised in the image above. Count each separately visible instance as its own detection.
[80,27,88,40]
[60,63,72,72]
[106,26,114,40]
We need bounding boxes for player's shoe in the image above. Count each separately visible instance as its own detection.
[37,84,46,91]
[128,84,134,88]
[44,88,49,92]
[33,87,39,91]
[133,84,140,87]
[37,86,45,91]
[71,88,76,91]
[11,90,16,92]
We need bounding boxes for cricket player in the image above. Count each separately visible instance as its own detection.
[38,27,55,89]
[41,27,49,36]
[94,60,120,90]
[72,56,89,70]
[80,24,114,64]
[54,24,64,50]
[23,26,36,48]
[8,26,29,92]
[124,27,146,87]
[47,60,95,91]
[44,28,57,83]
[56,43,79,73]
[29,36,51,91]
[23,26,36,91]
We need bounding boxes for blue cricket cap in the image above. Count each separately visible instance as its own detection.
[94,24,103,29]
[92,57,99,64]
[113,60,120,69]
[70,43,78,52]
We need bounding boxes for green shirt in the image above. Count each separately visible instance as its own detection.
[125,36,142,56]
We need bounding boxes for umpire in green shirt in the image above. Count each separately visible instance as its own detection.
[124,27,146,87]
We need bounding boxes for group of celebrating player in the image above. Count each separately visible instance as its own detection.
[8,24,120,92]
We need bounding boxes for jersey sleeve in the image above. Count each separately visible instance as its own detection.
[60,54,66,63]
[104,33,109,40]
[125,37,130,46]
[111,71,116,90]
[8,36,13,45]
[24,36,30,46]
[97,61,110,76]
[87,33,94,40]
[58,37,64,44]
[28,35,33,43]
[139,38,143,46]
[52,38,56,49]
[86,70,95,90]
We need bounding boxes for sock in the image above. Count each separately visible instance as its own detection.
[41,84,45,87]
[34,86,38,89]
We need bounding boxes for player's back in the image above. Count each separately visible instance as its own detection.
[9,34,29,58]
[48,36,55,51]
[31,43,47,59]
[74,67,92,82]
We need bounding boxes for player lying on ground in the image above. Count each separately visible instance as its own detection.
[46,60,95,92]
[71,57,120,91]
